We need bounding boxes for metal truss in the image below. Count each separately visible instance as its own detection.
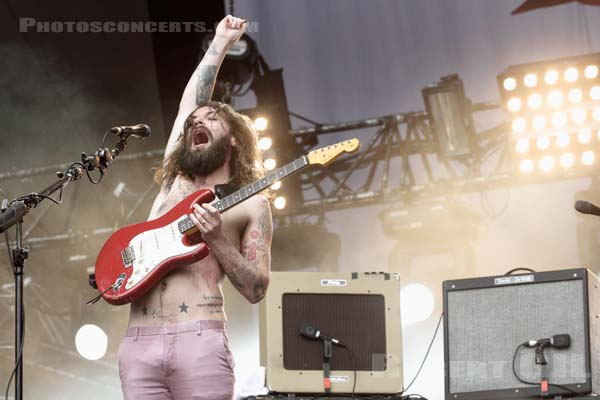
[285,101,508,215]
[2,100,596,227]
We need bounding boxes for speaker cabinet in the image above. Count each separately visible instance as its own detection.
[443,268,600,400]
[259,272,403,394]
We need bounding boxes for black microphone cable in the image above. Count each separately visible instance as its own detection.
[401,313,443,395]
[512,342,579,396]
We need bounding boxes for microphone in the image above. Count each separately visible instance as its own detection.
[111,124,151,139]
[525,334,571,349]
[575,200,600,217]
[0,201,27,234]
[300,323,341,345]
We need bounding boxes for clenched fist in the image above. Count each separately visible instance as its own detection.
[215,15,247,46]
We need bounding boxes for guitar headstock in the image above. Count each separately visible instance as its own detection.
[306,138,360,166]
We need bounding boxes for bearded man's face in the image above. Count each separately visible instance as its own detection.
[176,106,233,177]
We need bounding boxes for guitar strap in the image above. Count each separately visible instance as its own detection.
[214,182,239,199]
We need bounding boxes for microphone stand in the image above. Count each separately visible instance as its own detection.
[535,343,550,398]
[0,135,130,400]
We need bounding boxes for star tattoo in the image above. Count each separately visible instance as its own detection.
[179,302,189,313]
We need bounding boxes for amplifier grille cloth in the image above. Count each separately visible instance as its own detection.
[282,293,386,371]
[447,280,586,393]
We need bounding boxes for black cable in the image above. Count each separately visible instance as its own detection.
[101,129,111,148]
[512,343,579,396]
[341,344,357,399]
[5,230,14,272]
[4,304,24,400]
[402,313,443,394]
[16,193,61,206]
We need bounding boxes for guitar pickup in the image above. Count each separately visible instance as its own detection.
[121,246,136,267]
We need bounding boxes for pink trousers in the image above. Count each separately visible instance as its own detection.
[118,320,235,400]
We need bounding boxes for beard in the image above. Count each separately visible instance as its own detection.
[175,135,231,178]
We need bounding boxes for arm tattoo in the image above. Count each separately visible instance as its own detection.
[253,277,266,300]
[206,43,219,56]
[219,201,271,303]
[196,65,217,105]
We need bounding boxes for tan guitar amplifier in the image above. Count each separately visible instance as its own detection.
[259,272,403,394]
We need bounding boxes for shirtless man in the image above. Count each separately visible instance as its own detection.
[117,16,272,400]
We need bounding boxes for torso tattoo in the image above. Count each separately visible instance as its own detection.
[128,175,247,326]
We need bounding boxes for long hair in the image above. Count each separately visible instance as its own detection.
[154,101,263,189]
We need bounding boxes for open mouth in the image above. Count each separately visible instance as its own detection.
[192,128,210,146]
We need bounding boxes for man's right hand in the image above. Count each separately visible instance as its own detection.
[214,15,248,47]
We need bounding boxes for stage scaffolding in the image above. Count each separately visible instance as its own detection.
[1,100,597,246]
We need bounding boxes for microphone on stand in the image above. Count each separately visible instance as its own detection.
[524,334,571,349]
[300,323,342,345]
[574,200,600,217]
[111,124,151,139]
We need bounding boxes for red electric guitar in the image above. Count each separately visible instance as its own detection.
[94,138,360,305]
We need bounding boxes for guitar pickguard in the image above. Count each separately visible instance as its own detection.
[124,216,201,290]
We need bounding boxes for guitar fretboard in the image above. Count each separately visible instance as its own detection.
[177,156,308,234]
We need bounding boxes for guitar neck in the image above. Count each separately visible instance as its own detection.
[213,155,309,213]
[178,138,360,234]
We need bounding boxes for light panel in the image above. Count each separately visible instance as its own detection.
[498,53,600,176]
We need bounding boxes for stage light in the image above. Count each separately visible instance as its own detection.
[539,155,555,172]
[564,67,579,82]
[507,97,521,112]
[254,117,268,131]
[200,34,259,103]
[582,150,595,165]
[594,107,600,122]
[271,181,282,190]
[512,117,526,133]
[545,69,559,85]
[572,109,587,125]
[547,90,564,108]
[590,86,600,100]
[499,54,600,177]
[560,153,575,168]
[273,196,286,210]
[551,111,567,128]
[263,158,276,170]
[568,88,583,103]
[258,137,272,151]
[524,73,538,88]
[585,65,599,79]
[503,77,517,91]
[75,324,108,361]
[520,159,534,173]
[537,136,550,150]
[400,283,434,325]
[527,94,542,109]
[556,133,570,148]
[516,138,529,153]
[532,115,546,131]
[422,74,474,157]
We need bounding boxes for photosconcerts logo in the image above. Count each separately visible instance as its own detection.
[19,18,258,33]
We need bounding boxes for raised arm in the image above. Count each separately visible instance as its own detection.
[164,15,248,161]
[190,196,272,304]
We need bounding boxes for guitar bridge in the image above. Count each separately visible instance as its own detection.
[121,246,135,267]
